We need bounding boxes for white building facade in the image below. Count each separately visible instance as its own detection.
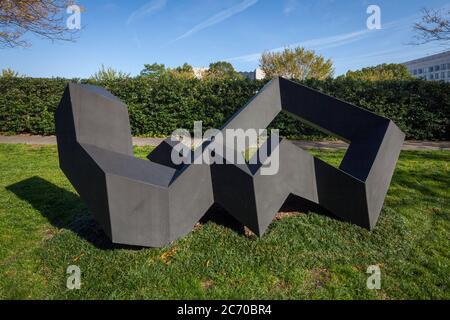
[403,51,450,82]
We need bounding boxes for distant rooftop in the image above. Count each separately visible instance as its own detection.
[403,50,450,66]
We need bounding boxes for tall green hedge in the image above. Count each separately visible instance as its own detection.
[0,77,449,140]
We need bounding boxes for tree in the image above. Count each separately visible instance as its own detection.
[259,47,334,80]
[140,63,167,79]
[0,0,79,48]
[343,64,414,81]
[413,8,450,46]
[1,68,20,78]
[91,65,130,82]
[169,63,195,79]
[204,61,242,80]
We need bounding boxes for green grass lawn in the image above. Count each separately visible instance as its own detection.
[0,144,449,300]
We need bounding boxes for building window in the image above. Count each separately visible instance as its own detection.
[448,71,450,78]
[429,66,434,72]
[418,68,423,74]
[443,64,447,70]
[442,72,446,79]
[435,65,440,71]
[413,69,417,75]
[430,74,434,79]
[435,73,439,79]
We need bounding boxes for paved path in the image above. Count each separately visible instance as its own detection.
[1,135,449,151]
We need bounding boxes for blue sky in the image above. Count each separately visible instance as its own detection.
[1,0,448,78]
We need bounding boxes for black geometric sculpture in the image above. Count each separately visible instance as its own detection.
[56,77,405,247]
[55,84,214,247]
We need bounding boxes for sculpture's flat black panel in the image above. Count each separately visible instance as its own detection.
[56,77,405,247]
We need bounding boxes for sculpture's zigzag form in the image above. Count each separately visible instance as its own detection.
[56,77,405,247]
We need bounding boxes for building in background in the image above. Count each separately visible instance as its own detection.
[403,51,450,82]
[239,68,266,80]
[193,67,208,79]
[193,67,265,80]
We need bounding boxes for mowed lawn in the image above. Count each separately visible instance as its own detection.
[0,144,449,300]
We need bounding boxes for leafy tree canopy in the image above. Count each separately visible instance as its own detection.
[91,65,130,81]
[1,68,20,78]
[140,63,167,79]
[259,47,334,80]
[204,61,242,80]
[343,63,414,81]
[169,63,195,79]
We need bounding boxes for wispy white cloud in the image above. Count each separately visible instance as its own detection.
[170,0,258,43]
[127,0,167,25]
[227,29,371,62]
[335,46,445,66]
[225,14,420,63]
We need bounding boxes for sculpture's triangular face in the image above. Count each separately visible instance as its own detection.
[56,78,405,247]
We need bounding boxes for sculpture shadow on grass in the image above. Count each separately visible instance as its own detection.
[6,177,142,251]
[6,176,340,248]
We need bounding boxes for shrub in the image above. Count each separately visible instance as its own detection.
[0,77,449,140]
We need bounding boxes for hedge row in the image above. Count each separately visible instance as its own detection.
[1,77,449,140]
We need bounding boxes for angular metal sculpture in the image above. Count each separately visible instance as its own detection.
[151,77,406,234]
[56,77,405,247]
[55,84,213,247]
